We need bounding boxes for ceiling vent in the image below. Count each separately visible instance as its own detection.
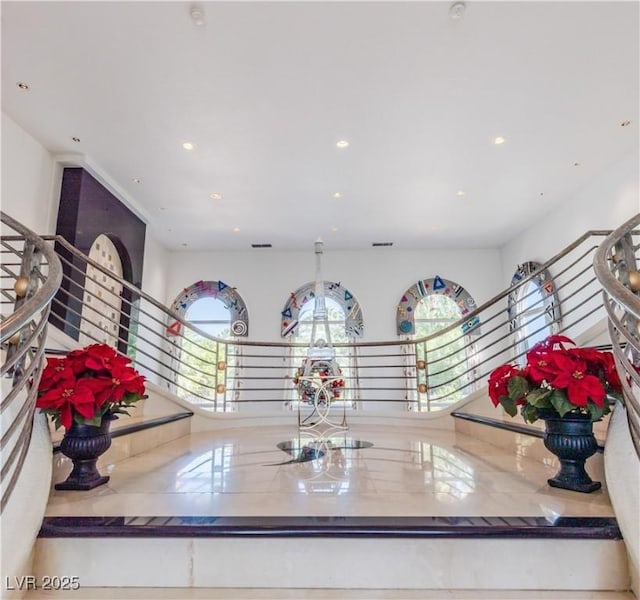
[372,242,393,247]
[251,243,272,248]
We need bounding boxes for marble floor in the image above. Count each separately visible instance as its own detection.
[46,424,613,519]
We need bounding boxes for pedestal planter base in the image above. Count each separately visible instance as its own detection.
[541,410,601,494]
[55,415,114,491]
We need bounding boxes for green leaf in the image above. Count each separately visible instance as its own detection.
[549,390,574,417]
[521,404,539,424]
[587,400,605,422]
[500,396,518,417]
[507,376,529,400]
[526,389,552,408]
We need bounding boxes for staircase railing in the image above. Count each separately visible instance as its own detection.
[594,213,640,458]
[0,212,62,511]
[38,228,619,414]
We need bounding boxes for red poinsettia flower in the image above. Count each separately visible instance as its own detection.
[525,346,562,384]
[488,364,520,407]
[546,353,606,408]
[38,357,74,391]
[36,376,98,429]
[83,343,131,373]
[91,364,146,406]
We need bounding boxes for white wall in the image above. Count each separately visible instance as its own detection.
[499,149,639,285]
[1,112,59,234]
[165,247,503,344]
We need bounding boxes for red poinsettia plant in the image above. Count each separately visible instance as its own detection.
[488,335,623,423]
[36,344,147,430]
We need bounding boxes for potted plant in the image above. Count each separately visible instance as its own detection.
[488,334,623,492]
[36,343,146,490]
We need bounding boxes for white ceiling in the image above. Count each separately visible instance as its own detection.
[2,1,638,251]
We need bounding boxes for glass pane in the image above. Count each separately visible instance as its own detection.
[186,296,230,322]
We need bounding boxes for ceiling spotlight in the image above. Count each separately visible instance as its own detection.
[181,243,188,247]
[132,177,141,184]
[232,227,240,233]
[71,137,81,143]
[210,192,223,200]
[539,192,545,196]
[331,226,339,232]
[573,161,581,167]
[450,2,466,20]
[336,140,350,149]
[182,141,195,151]
[16,82,30,91]
[621,120,632,127]
[332,192,342,199]
[190,5,205,26]
[456,190,465,197]
[494,136,506,145]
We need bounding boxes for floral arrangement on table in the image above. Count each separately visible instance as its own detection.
[488,335,622,423]
[293,358,345,404]
[36,343,147,430]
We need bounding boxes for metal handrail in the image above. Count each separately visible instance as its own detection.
[36,226,617,412]
[0,211,62,512]
[593,212,640,458]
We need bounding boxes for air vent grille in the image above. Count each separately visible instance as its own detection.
[372,242,393,247]
[251,243,272,248]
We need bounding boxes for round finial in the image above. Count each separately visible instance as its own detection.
[14,277,29,297]
[418,383,428,394]
[216,384,226,394]
[628,270,640,291]
[217,360,226,371]
[416,360,426,370]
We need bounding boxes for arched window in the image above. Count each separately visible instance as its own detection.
[282,282,363,408]
[397,276,480,411]
[508,262,560,359]
[167,280,248,412]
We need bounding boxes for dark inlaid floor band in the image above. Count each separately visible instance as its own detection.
[39,516,622,540]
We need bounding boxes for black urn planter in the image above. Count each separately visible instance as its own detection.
[55,414,116,491]
[539,410,601,493]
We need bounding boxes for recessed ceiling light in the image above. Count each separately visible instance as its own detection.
[494,136,506,145]
[336,140,350,149]
[332,192,342,199]
[210,192,223,200]
[539,192,545,196]
[72,137,81,143]
[232,227,240,233]
[131,177,141,184]
[16,82,30,91]
[456,190,465,197]
[181,243,188,247]
[330,226,339,232]
[429,225,440,232]
[372,242,393,247]
[159,207,165,211]
[182,141,195,151]
[621,120,632,127]
[573,161,581,167]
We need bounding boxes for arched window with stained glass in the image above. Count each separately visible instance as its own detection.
[396,276,480,411]
[167,280,248,412]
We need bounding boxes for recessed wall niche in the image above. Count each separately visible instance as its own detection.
[50,167,146,355]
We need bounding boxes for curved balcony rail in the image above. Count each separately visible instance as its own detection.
[38,228,618,415]
[0,212,62,512]
[594,213,640,458]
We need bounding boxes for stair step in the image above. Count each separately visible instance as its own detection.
[39,515,622,539]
